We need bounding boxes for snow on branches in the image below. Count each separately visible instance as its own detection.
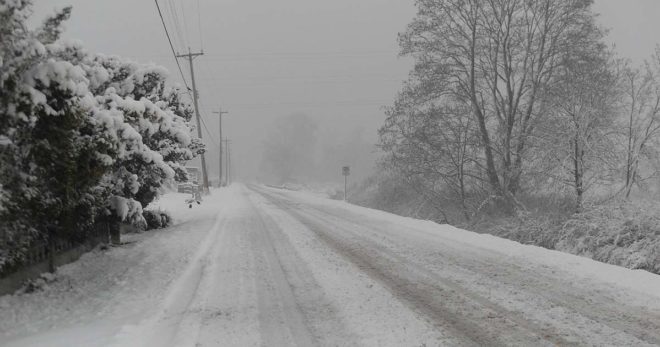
[0,0,202,270]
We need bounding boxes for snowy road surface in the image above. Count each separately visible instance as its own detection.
[2,184,660,346]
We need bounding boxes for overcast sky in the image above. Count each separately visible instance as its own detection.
[32,0,660,182]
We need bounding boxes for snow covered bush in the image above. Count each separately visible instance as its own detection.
[85,54,202,212]
[143,209,172,230]
[355,170,660,274]
[556,200,660,273]
[350,171,458,224]
[0,3,111,269]
[0,1,202,272]
[466,199,660,274]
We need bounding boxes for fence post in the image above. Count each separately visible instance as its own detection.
[109,219,120,245]
[47,233,56,273]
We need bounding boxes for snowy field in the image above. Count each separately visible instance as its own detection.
[1,184,659,346]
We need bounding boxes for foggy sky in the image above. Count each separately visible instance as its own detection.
[32,0,660,184]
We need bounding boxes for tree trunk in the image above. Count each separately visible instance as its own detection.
[624,154,639,199]
[458,166,471,222]
[467,11,504,200]
[574,135,584,213]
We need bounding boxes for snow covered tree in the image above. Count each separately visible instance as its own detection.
[394,0,605,212]
[0,0,202,270]
[52,51,203,222]
[89,56,200,209]
[619,53,660,198]
[536,39,618,212]
[0,2,114,269]
[0,0,48,268]
[379,83,482,221]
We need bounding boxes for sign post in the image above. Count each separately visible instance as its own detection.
[342,166,350,201]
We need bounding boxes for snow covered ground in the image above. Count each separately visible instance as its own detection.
[0,189,228,346]
[1,184,660,346]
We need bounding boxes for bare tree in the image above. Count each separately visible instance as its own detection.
[396,0,604,211]
[539,40,618,212]
[380,94,481,221]
[620,52,660,198]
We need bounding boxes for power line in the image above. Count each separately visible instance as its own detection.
[176,49,210,193]
[193,59,225,147]
[172,0,188,51]
[166,0,185,50]
[199,109,219,146]
[120,51,401,63]
[194,82,219,146]
[200,51,397,61]
[178,0,190,47]
[154,0,191,92]
[196,0,204,51]
[157,1,214,190]
[224,99,391,109]
[157,0,216,150]
[197,76,402,85]
[156,1,222,181]
[197,59,224,106]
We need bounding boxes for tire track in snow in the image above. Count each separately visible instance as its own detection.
[255,185,660,346]
[245,190,355,346]
[112,211,228,347]
[247,186,455,346]
[252,186,569,346]
[263,187,660,346]
[188,201,262,347]
[245,193,318,347]
[299,203,659,346]
[118,186,345,347]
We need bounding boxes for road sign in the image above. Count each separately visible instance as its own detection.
[342,166,350,201]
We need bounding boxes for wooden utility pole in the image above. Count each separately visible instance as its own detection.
[224,138,232,185]
[176,48,210,193]
[213,108,228,186]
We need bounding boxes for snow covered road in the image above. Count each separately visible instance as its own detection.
[3,183,660,346]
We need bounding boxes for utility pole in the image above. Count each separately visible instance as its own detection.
[213,108,228,187]
[176,48,210,194]
[224,138,232,185]
[342,166,350,201]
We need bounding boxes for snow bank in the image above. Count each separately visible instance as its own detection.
[146,188,226,226]
[555,200,660,273]
[0,187,231,346]
[268,186,660,307]
[268,181,343,199]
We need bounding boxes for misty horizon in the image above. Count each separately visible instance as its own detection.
[30,0,660,185]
